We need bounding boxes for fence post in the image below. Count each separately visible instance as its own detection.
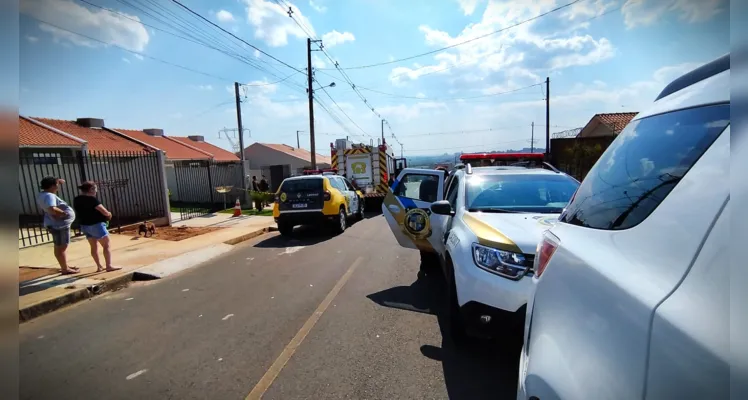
[156,151,172,226]
[207,161,215,205]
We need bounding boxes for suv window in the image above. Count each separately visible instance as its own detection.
[560,104,730,230]
[327,177,344,192]
[281,178,322,192]
[343,178,356,191]
[446,176,459,207]
[394,173,440,203]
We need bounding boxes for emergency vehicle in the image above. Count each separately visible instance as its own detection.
[330,138,407,211]
[459,152,545,167]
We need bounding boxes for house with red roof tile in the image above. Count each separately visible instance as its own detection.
[18,116,169,248]
[242,142,332,191]
[577,112,639,138]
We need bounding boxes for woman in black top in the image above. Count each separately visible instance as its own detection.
[73,181,120,272]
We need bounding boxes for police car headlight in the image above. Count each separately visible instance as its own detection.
[472,243,529,280]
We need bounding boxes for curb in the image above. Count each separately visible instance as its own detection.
[19,272,135,323]
[223,226,277,245]
[19,225,277,323]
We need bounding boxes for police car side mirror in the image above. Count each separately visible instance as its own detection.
[431,200,454,216]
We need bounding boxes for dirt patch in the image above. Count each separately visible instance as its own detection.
[117,226,224,241]
[19,267,59,283]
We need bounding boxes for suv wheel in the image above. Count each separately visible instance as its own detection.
[357,199,365,220]
[278,223,293,237]
[446,261,468,346]
[334,207,346,234]
[419,250,439,274]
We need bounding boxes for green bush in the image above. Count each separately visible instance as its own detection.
[248,190,274,211]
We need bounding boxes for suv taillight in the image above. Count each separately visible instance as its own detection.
[323,190,331,201]
[535,231,559,278]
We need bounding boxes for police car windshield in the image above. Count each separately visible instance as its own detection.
[466,174,579,214]
[281,178,323,193]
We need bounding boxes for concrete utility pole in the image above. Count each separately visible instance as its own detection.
[531,122,535,153]
[306,38,317,170]
[545,77,550,158]
[234,82,247,193]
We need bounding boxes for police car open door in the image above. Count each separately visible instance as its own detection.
[382,168,448,255]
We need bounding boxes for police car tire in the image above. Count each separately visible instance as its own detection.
[333,207,346,234]
[419,251,439,273]
[278,223,293,236]
[446,262,468,346]
[357,199,364,220]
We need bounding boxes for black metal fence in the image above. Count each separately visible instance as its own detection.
[170,160,246,221]
[19,150,166,248]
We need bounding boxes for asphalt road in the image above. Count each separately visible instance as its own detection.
[20,214,520,400]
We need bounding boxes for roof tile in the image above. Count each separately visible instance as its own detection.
[169,137,240,162]
[595,112,638,134]
[19,117,83,148]
[31,118,152,154]
[251,143,332,165]
[112,129,211,160]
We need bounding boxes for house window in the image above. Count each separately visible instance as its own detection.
[32,152,61,165]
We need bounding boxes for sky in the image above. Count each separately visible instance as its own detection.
[19,0,730,157]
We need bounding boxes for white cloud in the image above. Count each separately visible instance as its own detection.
[26,35,39,43]
[253,49,261,58]
[216,9,236,22]
[133,53,144,60]
[561,0,617,21]
[309,0,327,13]
[242,0,313,47]
[622,0,726,29]
[456,0,485,16]
[377,102,449,122]
[122,57,131,63]
[196,85,214,91]
[312,54,326,68]
[391,2,616,85]
[21,0,150,51]
[321,30,355,48]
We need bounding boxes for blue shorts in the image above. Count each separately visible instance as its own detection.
[80,223,109,239]
[47,227,71,246]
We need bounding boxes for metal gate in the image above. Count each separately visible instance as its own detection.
[19,150,166,248]
[172,160,246,221]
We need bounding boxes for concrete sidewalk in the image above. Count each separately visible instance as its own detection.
[19,214,276,321]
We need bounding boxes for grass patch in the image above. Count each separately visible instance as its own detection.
[218,208,273,216]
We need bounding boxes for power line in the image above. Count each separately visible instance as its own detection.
[403,139,531,153]
[320,0,584,70]
[170,0,305,75]
[386,3,623,81]
[356,82,544,100]
[26,17,242,82]
[81,0,306,92]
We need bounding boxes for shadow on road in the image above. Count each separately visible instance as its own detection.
[253,225,336,248]
[367,269,520,400]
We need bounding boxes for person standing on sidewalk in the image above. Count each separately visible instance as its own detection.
[73,181,121,273]
[251,175,259,192]
[37,176,79,275]
[259,175,269,207]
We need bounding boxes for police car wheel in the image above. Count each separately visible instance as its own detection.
[357,199,365,219]
[278,223,293,236]
[446,261,468,346]
[419,251,439,273]
[334,208,346,234]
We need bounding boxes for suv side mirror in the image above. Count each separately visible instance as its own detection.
[431,200,454,216]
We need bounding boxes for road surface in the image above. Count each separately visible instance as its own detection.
[20,214,520,399]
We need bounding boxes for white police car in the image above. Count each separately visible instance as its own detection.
[518,54,733,399]
[383,164,579,343]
